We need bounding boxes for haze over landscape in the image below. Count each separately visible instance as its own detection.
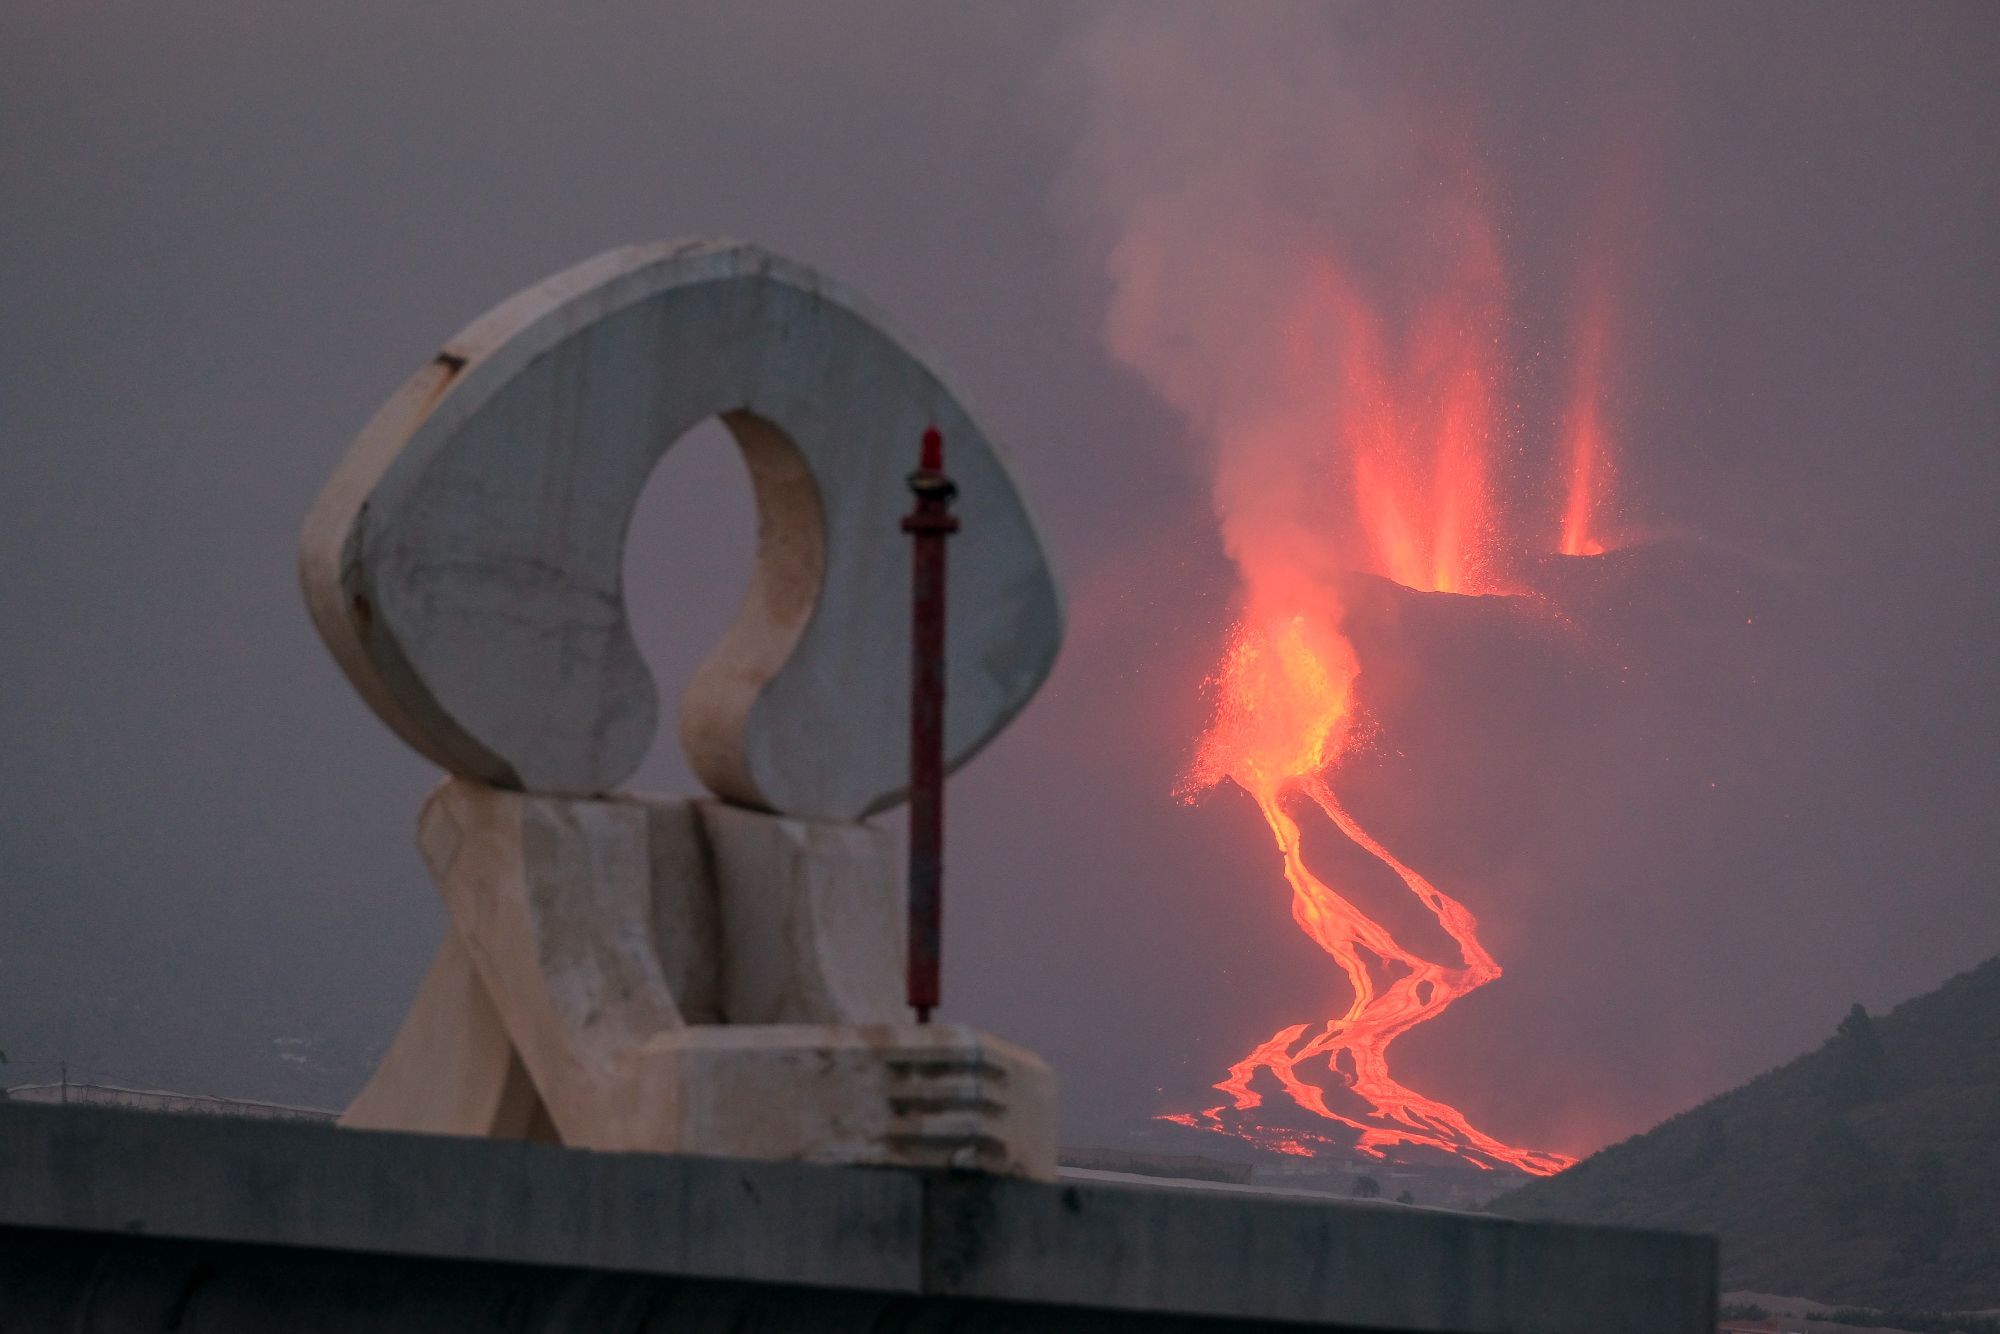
[4,0,1996,1226]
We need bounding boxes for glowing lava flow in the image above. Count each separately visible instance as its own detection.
[1165,251,1583,1176]
[1170,612,1574,1175]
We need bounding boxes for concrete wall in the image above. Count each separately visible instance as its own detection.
[0,1101,1715,1332]
[3,1082,334,1122]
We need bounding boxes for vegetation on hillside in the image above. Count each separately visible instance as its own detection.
[1490,955,2000,1310]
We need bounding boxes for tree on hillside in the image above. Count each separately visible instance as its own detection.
[1823,1003,1885,1109]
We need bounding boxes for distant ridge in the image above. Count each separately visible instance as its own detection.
[1491,955,2000,1310]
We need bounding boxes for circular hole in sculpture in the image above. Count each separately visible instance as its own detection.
[621,417,758,798]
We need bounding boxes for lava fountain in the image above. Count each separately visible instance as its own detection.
[1558,271,1618,559]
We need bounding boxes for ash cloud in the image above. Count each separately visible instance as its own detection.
[1057,5,1491,591]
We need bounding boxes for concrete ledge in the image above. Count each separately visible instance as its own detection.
[0,1101,1715,1332]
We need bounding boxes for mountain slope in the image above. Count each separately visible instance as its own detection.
[1490,955,2000,1310]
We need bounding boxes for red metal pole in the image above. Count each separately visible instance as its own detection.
[902,426,958,1023]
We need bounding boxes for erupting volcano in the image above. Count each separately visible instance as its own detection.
[1064,11,1643,1174]
[1163,233,1621,1177]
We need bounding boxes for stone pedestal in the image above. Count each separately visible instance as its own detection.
[342,778,1056,1179]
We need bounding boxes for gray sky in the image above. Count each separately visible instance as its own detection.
[3,2,1995,1156]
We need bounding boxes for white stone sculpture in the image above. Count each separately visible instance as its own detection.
[301,239,1060,818]
[304,240,1061,1178]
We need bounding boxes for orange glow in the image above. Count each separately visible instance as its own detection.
[1170,223,1586,1175]
[1558,276,1616,557]
[1179,617,1573,1175]
[1298,244,1502,595]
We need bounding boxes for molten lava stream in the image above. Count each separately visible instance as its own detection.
[1175,616,1573,1177]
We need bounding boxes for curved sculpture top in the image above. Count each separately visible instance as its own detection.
[300,239,1063,820]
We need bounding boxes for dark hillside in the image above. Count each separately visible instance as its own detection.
[1490,955,2000,1310]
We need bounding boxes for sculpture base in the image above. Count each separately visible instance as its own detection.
[653,1023,1056,1179]
[344,1011,1056,1180]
